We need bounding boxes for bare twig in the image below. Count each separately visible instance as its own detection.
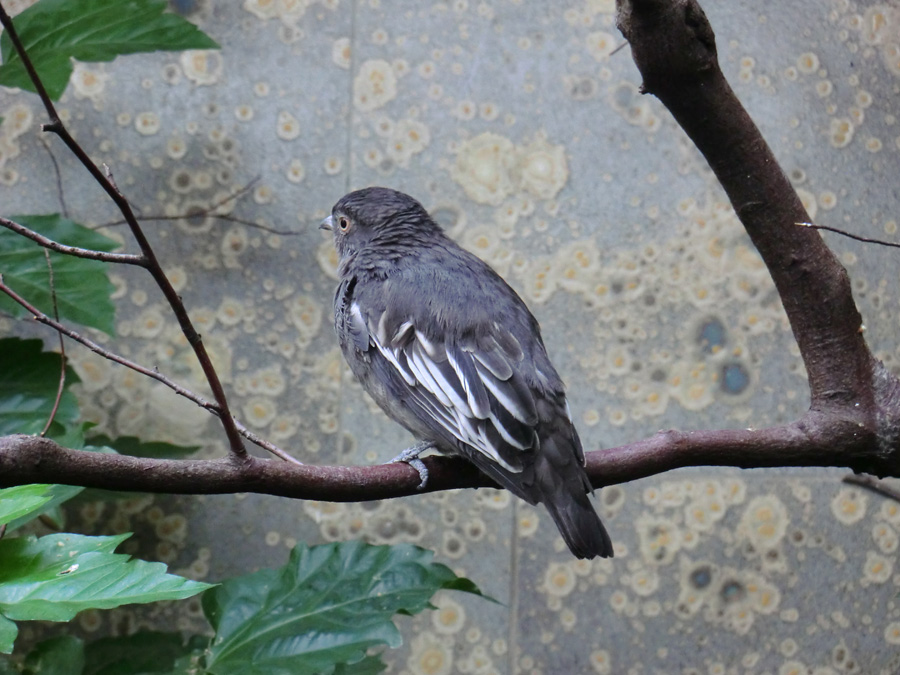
[842,473,900,503]
[99,179,301,237]
[0,276,301,464]
[0,2,247,459]
[797,222,900,250]
[99,178,260,229]
[182,213,300,236]
[39,136,68,218]
[38,250,66,438]
[0,216,146,265]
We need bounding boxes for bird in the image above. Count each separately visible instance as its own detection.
[320,187,613,559]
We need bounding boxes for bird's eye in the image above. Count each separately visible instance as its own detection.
[338,216,351,232]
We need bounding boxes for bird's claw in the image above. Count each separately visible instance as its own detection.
[389,441,433,490]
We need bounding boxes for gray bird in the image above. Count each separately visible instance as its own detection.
[321,187,613,559]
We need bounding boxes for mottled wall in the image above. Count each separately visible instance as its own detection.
[2,0,900,673]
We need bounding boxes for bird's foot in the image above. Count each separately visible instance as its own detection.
[388,440,433,490]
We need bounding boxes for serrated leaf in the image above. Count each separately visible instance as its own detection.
[0,338,83,445]
[1,483,84,532]
[82,632,195,675]
[0,484,53,526]
[24,635,85,675]
[0,215,118,334]
[88,434,201,459]
[0,0,219,100]
[202,541,484,675]
[0,532,212,653]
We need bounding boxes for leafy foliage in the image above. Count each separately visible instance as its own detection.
[0,483,83,533]
[81,632,205,675]
[0,338,84,444]
[22,636,84,675]
[202,541,484,675]
[2,541,482,671]
[0,215,118,334]
[0,533,212,654]
[0,0,219,100]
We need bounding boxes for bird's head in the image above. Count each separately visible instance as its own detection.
[321,187,443,260]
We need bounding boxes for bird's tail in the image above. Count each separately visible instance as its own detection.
[535,437,614,560]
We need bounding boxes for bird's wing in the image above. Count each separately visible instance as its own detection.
[353,300,540,473]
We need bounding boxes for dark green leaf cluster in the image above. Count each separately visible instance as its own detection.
[0,0,219,100]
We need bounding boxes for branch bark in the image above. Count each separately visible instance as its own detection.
[617,0,874,409]
[0,413,885,500]
[615,0,900,470]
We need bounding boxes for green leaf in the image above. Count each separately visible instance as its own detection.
[0,533,212,653]
[0,483,84,532]
[0,215,118,334]
[0,338,83,445]
[0,0,219,100]
[87,435,201,459]
[202,541,484,675]
[0,614,17,655]
[24,635,85,675]
[333,655,387,675]
[82,632,196,675]
[0,484,53,526]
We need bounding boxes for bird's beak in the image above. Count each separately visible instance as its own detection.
[319,215,334,232]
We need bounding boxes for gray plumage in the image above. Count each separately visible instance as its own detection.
[322,187,613,559]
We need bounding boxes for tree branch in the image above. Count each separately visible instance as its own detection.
[616,0,876,412]
[0,411,883,500]
[0,216,147,266]
[0,276,301,465]
[2,0,900,503]
[0,1,247,459]
[615,0,900,468]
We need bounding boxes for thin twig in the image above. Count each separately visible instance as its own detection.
[797,222,900,250]
[39,136,68,218]
[0,275,301,465]
[100,178,260,228]
[0,2,247,459]
[842,473,900,503]
[38,250,66,438]
[99,179,302,237]
[0,216,146,265]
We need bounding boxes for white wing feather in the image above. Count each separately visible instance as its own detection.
[359,305,530,473]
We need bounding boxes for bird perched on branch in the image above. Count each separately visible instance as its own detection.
[320,187,613,559]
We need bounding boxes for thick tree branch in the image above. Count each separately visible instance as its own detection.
[617,0,875,411]
[615,0,900,465]
[0,412,884,499]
